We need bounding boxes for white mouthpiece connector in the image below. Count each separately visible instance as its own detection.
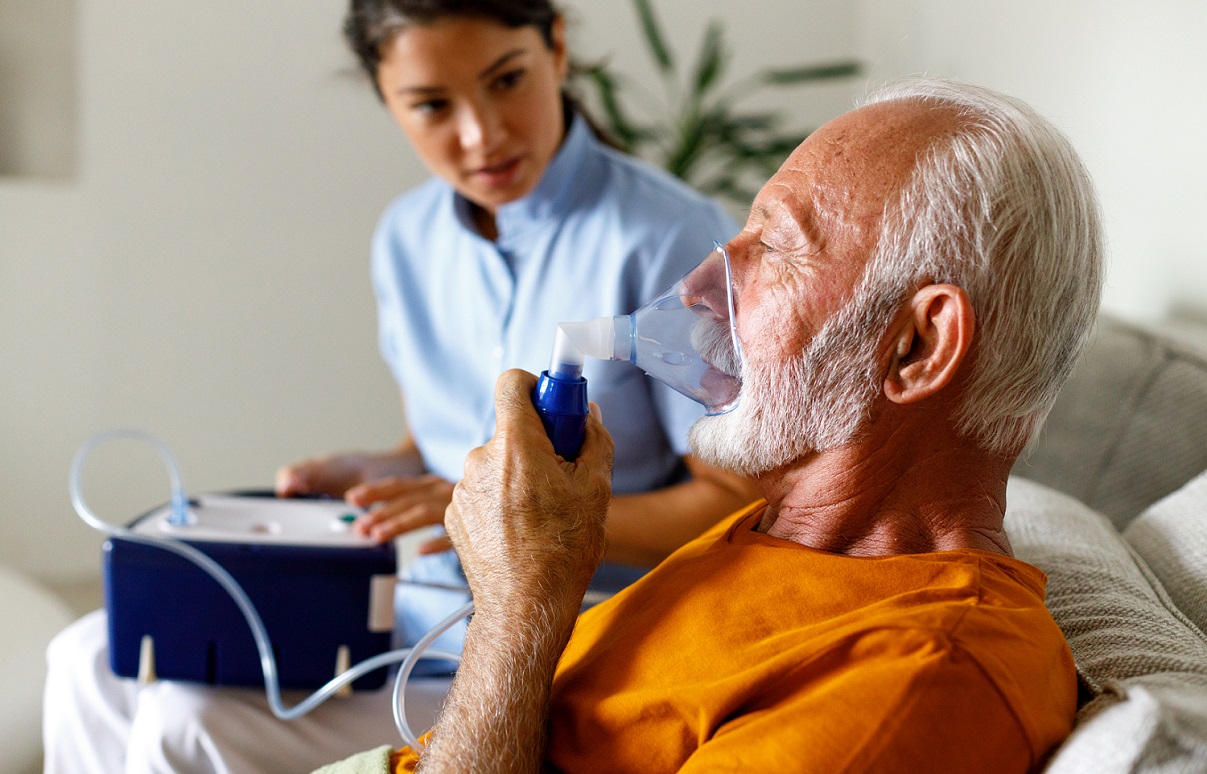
[549,317,631,380]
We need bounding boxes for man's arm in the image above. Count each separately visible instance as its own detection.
[417,370,614,773]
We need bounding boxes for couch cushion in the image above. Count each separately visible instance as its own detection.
[1125,469,1207,637]
[1013,316,1207,530]
[1004,477,1207,772]
[1004,477,1207,693]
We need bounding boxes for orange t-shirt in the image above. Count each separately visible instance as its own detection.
[394,501,1076,773]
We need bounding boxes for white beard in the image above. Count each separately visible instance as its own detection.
[688,282,895,477]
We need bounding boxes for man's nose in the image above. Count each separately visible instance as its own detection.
[683,249,733,319]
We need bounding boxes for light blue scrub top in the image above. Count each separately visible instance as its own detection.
[371,113,739,661]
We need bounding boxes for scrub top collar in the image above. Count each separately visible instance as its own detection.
[451,111,593,244]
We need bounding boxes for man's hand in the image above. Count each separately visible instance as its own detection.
[445,369,614,619]
[420,369,614,773]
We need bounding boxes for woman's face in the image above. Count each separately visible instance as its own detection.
[376,16,569,214]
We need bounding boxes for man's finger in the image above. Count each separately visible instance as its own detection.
[493,369,540,416]
[491,369,549,444]
[574,401,615,473]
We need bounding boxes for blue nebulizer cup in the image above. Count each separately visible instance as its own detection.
[532,242,744,458]
[533,365,590,460]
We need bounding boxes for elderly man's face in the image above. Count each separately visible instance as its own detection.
[689,101,953,474]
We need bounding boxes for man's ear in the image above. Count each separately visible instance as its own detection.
[883,284,975,405]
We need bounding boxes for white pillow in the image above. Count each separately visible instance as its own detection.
[1005,477,1207,773]
[1045,675,1207,774]
[1125,468,1207,637]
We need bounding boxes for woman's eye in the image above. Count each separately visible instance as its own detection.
[493,69,525,91]
[412,98,450,116]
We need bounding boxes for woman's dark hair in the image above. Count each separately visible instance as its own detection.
[343,0,621,148]
[344,0,559,98]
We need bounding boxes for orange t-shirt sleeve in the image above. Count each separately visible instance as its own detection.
[676,627,1034,774]
[389,731,434,773]
[390,747,420,773]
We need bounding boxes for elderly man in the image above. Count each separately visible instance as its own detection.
[330,78,1103,773]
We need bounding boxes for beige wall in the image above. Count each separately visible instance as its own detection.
[1,1,413,581]
[2,0,1205,584]
[0,0,76,177]
[858,0,1207,324]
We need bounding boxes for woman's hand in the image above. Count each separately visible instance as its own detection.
[274,453,373,499]
[275,444,440,545]
[345,474,456,549]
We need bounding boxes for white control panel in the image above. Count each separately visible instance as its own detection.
[132,495,378,547]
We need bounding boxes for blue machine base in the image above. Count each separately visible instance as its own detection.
[103,500,397,691]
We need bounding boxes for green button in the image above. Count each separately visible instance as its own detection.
[339,513,358,524]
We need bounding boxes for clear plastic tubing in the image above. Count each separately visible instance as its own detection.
[68,429,462,751]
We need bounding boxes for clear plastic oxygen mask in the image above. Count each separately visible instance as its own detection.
[557,241,744,415]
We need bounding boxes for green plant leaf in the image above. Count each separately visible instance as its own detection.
[699,173,736,195]
[667,111,709,180]
[704,176,757,203]
[691,20,728,99]
[575,0,863,205]
[761,61,861,85]
[717,112,780,135]
[752,134,812,156]
[633,0,675,74]
[580,66,644,150]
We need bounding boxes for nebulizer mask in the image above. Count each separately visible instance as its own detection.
[533,241,745,457]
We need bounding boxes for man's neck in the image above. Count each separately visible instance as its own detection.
[754,420,1016,557]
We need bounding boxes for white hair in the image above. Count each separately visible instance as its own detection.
[690,79,1106,473]
[860,78,1105,455]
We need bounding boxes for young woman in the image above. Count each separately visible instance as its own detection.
[280,0,759,666]
[43,2,758,771]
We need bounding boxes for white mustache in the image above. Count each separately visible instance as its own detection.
[690,316,742,377]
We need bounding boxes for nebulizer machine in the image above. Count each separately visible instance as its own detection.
[70,241,743,749]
